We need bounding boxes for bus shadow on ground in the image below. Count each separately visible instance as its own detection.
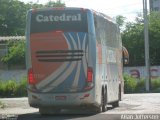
[18,112,98,120]
[17,107,114,120]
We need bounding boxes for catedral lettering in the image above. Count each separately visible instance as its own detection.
[36,13,82,22]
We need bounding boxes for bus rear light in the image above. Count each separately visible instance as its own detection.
[87,67,93,82]
[84,67,94,90]
[28,68,36,85]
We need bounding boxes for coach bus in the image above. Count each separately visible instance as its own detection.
[26,7,124,114]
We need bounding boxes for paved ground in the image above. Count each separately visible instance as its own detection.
[106,93,160,114]
[0,93,160,120]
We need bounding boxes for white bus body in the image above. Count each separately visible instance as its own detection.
[25,7,123,114]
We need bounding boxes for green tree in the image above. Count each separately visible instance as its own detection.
[1,40,25,66]
[0,0,65,36]
[0,0,66,66]
[0,0,30,36]
[122,12,160,66]
[122,22,144,66]
[148,11,160,65]
[45,0,66,7]
[115,15,126,31]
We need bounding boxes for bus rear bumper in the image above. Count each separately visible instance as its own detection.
[28,90,99,109]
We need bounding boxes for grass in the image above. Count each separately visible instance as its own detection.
[0,75,159,96]
[0,101,6,109]
[124,74,137,93]
[0,77,27,97]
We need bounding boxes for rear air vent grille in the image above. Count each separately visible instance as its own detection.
[36,50,84,62]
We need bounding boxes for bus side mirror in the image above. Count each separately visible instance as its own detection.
[123,58,129,64]
[122,46,129,64]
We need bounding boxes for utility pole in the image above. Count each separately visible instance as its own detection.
[143,0,151,92]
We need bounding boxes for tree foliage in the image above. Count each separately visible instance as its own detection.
[148,12,160,65]
[1,0,160,67]
[115,15,126,31]
[45,0,65,7]
[122,22,144,66]
[0,0,66,66]
[0,0,66,36]
[1,40,25,66]
[0,0,29,35]
[122,12,160,66]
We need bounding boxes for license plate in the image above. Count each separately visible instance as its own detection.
[55,96,67,100]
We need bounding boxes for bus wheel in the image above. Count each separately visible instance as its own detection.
[39,107,61,115]
[112,101,119,108]
[101,88,107,112]
[119,84,122,101]
[112,89,120,108]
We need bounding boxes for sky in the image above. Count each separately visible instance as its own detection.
[19,0,149,22]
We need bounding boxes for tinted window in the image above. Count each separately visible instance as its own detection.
[30,10,88,33]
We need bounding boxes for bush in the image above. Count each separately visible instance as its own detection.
[124,74,137,93]
[16,77,27,97]
[0,78,27,97]
[135,79,145,92]
[124,74,160,93]
[0,81,5,96]
[5,80,18,97]
[151,78,160,92]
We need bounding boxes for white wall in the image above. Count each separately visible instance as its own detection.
[124,66,160,79]
[0,70,27,82]
[0,66,160,82]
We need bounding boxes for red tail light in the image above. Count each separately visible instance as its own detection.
[28,68,36,85]
[87,67,93,82]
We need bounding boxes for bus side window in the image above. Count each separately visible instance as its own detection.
[94,17,97,28]
[94,16,101,44]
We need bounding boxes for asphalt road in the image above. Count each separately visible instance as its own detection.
[0,93,160,120]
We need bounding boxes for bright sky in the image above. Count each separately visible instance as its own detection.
[20,0,149,22]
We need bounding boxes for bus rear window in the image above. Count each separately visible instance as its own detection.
[30,9,88,33]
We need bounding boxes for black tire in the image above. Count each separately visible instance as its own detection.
[112,101,119,108]
[101,92,105,112]
[112,87,120,108]
[119,84,122,101]
[91,88,108,113]
[101,88,107,112]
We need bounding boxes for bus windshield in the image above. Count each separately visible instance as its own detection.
[30,9,88,33]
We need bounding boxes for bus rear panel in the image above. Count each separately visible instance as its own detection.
[26,8,97,110]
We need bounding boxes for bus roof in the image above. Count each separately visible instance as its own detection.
[92,10,116,23]
[30,7,89,13]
